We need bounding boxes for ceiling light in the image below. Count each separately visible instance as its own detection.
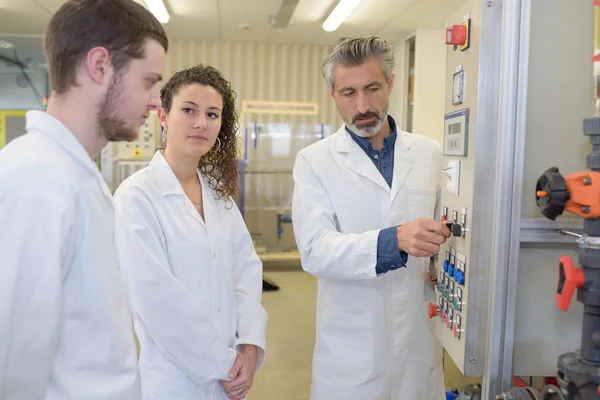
[145,0,170,24]
[322,0,362,32]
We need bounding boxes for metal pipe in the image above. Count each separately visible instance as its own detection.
[560,229,583,239]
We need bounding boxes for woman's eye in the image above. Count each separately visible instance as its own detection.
[183,108,194,114]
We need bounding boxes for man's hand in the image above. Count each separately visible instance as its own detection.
[396,218,451,258]
[220,345,258,400]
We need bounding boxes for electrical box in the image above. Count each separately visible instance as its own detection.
[432,1,484,379]
[114,111,159,160]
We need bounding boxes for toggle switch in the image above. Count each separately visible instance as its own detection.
[445,221,469,237]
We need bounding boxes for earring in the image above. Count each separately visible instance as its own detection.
[216,137,221,149]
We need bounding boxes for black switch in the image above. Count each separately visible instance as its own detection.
[445,221,463,237]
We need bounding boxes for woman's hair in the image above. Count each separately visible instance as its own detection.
[160,64,239,201]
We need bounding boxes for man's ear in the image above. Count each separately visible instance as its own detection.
[157,107,168,130]
[388,71,395,94]
[84,46,111,85]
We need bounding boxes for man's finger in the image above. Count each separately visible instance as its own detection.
[227,387,248,400]
[228,358,244,379]
[418,230,446,246]
[416,242,438,257]
[227,374,248,390]
[421,218,445,231]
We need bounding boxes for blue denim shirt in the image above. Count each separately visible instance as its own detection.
[347,115,408,275]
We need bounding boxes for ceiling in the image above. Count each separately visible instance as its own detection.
[0,0,462,65]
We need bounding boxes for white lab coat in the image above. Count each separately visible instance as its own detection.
[113,151,267,400]
[292,125,445,400]
[0,111,140,400]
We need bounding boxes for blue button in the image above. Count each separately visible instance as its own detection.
[443,260,449,273]
[456,271,465,285]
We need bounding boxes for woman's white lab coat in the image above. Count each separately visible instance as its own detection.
[113,151,267,400]
[292,125,445,400]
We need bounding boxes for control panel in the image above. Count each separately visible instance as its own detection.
[430,0,484,378]
[99,111,160,191]
[114,111,160,159]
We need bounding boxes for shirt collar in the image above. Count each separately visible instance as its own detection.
[25,110,100,176]
[150,150,205,197]
[346,115,398,153]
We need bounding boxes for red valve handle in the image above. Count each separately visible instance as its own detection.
[446,317,450,327]
[453,324,458,337]
[557,255,585,312]
[428,302,438,319]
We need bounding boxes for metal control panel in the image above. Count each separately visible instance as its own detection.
[114,111,159,159]
[100,111,160,191]
[432,0,486,378]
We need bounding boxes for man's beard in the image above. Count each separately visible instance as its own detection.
[344,105,388,138]
[97,75,138,142]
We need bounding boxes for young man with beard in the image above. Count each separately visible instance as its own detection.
[292,36,451,400]
[0,1,167,399]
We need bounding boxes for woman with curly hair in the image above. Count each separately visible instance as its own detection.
[113,64,267,400]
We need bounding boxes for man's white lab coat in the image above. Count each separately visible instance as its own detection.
[0,111,140,400]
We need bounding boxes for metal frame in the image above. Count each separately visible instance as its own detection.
[479,0,533,397]
[520,218,584,243]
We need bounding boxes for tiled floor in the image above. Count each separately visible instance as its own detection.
[249,271,317,400]
[248,270,480,400]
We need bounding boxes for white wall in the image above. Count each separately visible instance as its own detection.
[163,40,343,130]
[388,39,409,130]
[412,29,447,143]
[388,30,447,142]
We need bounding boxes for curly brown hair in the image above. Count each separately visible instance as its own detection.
[160,64,239,201]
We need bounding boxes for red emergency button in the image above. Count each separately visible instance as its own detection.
[428,302,438,319]
[445,24,467,46]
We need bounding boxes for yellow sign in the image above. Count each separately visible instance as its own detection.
[241,101,319,116]
[460,17,471,52]
[0,110,27,149]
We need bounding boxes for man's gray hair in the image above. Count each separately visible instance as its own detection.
[322,36,395,91]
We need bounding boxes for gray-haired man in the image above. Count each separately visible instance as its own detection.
[292,36,449,400]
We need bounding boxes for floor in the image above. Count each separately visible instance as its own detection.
[249,271,316,400]
[248,270,480,400]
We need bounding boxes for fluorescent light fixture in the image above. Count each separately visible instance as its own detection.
[145,0,170,24]
[322,0,362,32]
